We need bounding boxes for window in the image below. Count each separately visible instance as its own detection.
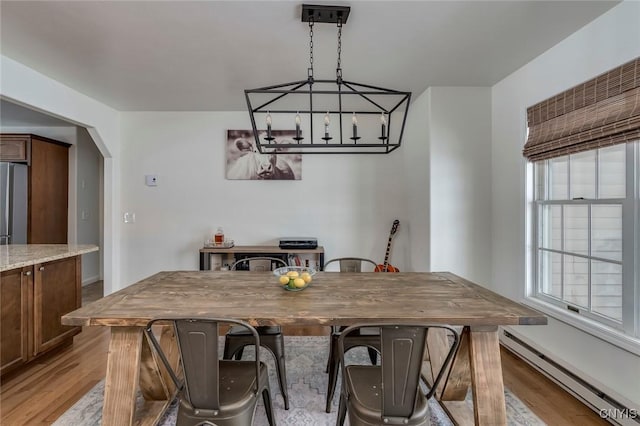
[532,142,638,337]
[524,58,640,347]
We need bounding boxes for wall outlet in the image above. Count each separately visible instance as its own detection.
[145,175,158,186]
[123,212,136,223]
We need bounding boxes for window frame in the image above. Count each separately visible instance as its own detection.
[526,142,640,354]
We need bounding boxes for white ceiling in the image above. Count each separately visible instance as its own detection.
[0,1,619,111]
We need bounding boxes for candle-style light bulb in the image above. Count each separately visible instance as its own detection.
[295,112,301,140]
[380,112,387,139]
[265,112,272,140]
[380,112,387,125]
[352,113,358,139]
[324,112,330,139]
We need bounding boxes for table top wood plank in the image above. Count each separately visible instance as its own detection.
[63,271,546,328]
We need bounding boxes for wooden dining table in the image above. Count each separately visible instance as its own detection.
[62,270,546,426]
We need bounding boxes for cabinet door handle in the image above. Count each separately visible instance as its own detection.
[39,266,45,271]
[24,271,31,276]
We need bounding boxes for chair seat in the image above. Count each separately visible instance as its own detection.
[218,361,267,407]
[177,360,269,422]
[228,325,282,335]
[224,325,289,410]
[345,365,429,425]
[326,330,380,413]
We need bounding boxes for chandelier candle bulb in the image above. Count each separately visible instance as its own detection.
[295,113,301,139]
[380,113,387,139]
[266,112,272,139]
[324,112,330,138]
[352,113,358,138]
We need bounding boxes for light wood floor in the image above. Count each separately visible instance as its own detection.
[0,281,607,425]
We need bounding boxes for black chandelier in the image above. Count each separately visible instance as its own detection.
[245,4,411,154]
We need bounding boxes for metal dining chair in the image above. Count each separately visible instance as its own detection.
[336,323,460,426]
[323,257,380,413]
[144,317,276,426]
[223,256,290,410]
[230,256,287,272]
[323,257,377,273]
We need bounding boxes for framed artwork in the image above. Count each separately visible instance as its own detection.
[225,130,302,180]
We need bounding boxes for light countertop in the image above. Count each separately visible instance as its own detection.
[0,244,99,272]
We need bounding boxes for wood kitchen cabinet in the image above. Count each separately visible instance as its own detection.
[0,256,81,376]
[0,133,69,244]
[34,256,81,355]
[29,136,69,244]
[0,267,30,375]
[0,135,29,161]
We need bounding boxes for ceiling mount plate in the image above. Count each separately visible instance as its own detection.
[301,4,350,24]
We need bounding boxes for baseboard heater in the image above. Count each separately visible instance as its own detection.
[500,329,639,426]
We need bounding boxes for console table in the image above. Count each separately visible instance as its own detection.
[199,245,325,271]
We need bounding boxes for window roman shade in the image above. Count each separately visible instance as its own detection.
[523,57,640,162]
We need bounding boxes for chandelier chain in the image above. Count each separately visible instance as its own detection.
[308,17,314,77]
[336,18,342,72]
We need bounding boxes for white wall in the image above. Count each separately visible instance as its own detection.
[119,112,410,285]
[429,87,492,286]
[401,86,493,286]
[402,89,431,272]
[76,127,102,284]
[491,1,640,405]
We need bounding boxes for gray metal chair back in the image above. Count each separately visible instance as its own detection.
[336,323,460,425]
[145,317,275,425]
[323,257,377,272]
[231,256,287,272]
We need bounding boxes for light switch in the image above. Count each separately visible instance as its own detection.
[81,210,89,220]
[145,175,158,186]
[124,212,136,223]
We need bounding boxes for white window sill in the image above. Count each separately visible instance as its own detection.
[522,297,640,356]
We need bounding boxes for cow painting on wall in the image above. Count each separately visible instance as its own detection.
[225,130,302,180]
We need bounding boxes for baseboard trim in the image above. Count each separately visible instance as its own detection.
[82,275,100,286]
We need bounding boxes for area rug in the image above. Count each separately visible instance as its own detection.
[53,336,545,426]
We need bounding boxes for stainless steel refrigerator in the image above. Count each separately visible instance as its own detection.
[0,162,28,245]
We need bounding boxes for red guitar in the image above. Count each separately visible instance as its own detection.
[375,220,400,272]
